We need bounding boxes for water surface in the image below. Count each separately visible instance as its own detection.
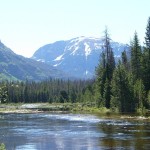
[0,113,150,150]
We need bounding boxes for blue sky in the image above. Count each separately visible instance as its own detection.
[0,0,149,57]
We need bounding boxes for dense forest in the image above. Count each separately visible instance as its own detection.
[0,79,94,104]
[0,17,150,114]
[94,17,150,113]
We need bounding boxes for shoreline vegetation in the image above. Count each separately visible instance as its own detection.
[0,103,150,120]
[0,103,109,113]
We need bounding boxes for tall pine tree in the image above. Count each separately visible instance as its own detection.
[133,79,145,113]
[95,27,115,108]
[142,17,150,92]
[122,50,129,71]
[130,32,142,80]
[145,17,150,51]
[111,62,133,112]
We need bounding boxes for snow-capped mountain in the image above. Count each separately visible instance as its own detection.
[32,36,129,79]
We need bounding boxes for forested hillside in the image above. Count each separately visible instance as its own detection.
[0,41,68,81]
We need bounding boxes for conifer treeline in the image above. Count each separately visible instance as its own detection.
[0,79,94,103]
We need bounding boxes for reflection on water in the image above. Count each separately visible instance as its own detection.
[0,113,150,150]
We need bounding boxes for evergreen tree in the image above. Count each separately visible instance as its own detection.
[0,85,8,103]
[69,89,77,103]
[141,48,150,92]
[121,50,129,70]
[95,27,115,108]
[130,32,142,80]
[103,28,115,80]
[83,88,93,103]
[59,90,68,103]
[147,91,150,109]
[111,62,133,112]
[133,79,145,112]
[103,78,111,108]
[95,52,107,107]
[142,17,150,92]
[145,17,150,51]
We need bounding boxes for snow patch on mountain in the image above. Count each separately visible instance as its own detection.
[84,43,91,59]
[53,62,62,67]
[70,46,79,55]
[37,59,45,62]
[54,54,64,61]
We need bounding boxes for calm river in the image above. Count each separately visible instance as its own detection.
[0,113,150,150]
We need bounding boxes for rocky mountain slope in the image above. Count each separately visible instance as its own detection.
[32,36,130,79]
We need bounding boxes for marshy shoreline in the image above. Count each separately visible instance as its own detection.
[0,103,150,120]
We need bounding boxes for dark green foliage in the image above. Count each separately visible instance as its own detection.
[103,78,111,108]
[95,19,150,113]
[141,17,150,92]
[1,79,93,103]
[141,48,150,92]
[145,17,150,50]
[130,32,142,80]
[147,91,150,108]
[59,90,68,103]
[95,28,115,108]
[102,28,115,80]
[111,63,133,112]
[95,55,107,107]
[133,79,145,112]
[0,84,8,103]
[121,50,129,70]
[69,89,77,103]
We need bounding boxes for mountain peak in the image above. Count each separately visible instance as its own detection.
[69,36,102,43]
[32,37,130,79]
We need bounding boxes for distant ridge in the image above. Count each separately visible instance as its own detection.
[0,41,69,81]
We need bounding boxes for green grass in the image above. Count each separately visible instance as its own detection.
[0,102,110,114]
[0,103,149,118]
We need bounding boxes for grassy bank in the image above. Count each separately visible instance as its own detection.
[0,103,150,119]
[0,103,110,114]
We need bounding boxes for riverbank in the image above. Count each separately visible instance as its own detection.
[0,103,150,119]
[0,103,109,113]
